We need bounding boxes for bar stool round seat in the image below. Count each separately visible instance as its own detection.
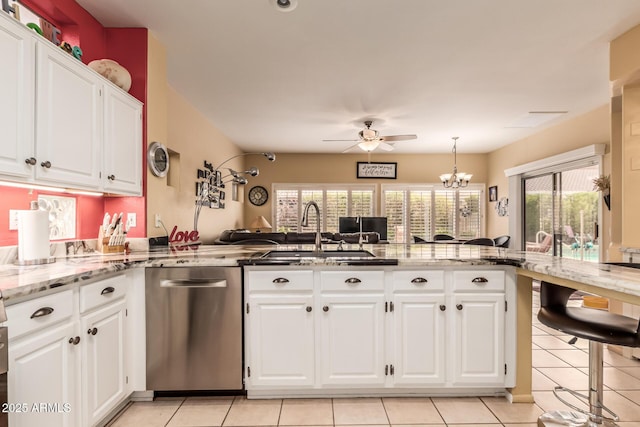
[537,281,640,426]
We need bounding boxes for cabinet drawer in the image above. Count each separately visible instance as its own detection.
[320,271,384,291]
[80,274,127,313]
[453,270,505,292]
[247,270,313,292]
[393,270,445,291]
[6,290,73,340]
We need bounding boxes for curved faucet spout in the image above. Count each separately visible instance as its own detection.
[301,201,322,252]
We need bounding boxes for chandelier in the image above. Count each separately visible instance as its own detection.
[439,137,472,188]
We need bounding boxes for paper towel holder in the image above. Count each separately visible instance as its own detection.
[14,257,56,266]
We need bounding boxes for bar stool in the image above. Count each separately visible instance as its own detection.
[537,281,640,426]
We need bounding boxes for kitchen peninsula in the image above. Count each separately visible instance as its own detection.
[2,243,640,425]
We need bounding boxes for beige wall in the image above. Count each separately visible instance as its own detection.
[486,105,611,239]
[146,34,244,244]
[243,152,488,229]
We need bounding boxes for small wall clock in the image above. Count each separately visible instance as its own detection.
[248,185,268,206]
[147,141,169,177]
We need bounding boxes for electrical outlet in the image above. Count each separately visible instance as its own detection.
[9,210,19,230]
[155,214,161,228]
[127,213,136,228]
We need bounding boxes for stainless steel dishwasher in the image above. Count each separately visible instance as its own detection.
[145,267,243,391]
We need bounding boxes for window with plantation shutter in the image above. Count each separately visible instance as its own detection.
[382,184,484,243]
[273,184,376,233]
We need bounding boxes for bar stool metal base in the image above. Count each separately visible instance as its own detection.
[538,341,619,426]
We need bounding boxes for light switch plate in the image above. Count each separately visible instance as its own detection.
[9,210,19,230]
[127,212,136,228]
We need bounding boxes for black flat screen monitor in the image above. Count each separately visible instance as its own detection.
[339,217,388,241]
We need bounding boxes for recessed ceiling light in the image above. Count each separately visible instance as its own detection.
[506,111,568,128]
[270,0,298,12]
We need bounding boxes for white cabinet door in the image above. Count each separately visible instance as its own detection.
[102,86,142,195]
[451,293,505,386]
[246,294,315,387]
[319,294,385,386]
[392,294,446,385]
[81,300,127,427]
[8,321,79,427]
[35,42,102,189]
[0,15,35,180]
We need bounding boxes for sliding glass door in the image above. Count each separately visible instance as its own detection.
[523,164,600,261]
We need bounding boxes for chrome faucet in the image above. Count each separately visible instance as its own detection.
[356,216,368,250]
[301,201,322,252]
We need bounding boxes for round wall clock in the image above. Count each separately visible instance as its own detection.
[248,186,269,206]
[147,141,169,177]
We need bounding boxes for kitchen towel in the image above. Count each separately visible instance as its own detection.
[17,207,50,262]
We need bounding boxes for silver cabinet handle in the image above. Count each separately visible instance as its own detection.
[411,277,428,284]
[30,307,54,319]
[323,306,329,312]
[40,160,51,168]
[160,279,227,288]
[272,278,290,284]
[88,327,98,335]
[345,277,362,284]
[101,286,115,295]
[306,306,312,312]
[25,157,36,165]
[440,305,446,311]
[472,277,488,283]
[68,336,80,345]
[107,174,116,181]
[456,304,463,310]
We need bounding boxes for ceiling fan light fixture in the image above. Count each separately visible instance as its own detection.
[358,140,380,152]
[441,137,472,189]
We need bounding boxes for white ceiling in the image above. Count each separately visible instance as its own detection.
[77,0,640,154]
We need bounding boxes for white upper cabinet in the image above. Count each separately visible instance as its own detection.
[36,42,103,189]
[0,13,35,179]
[102,86,142,195]
[0,13,142,195]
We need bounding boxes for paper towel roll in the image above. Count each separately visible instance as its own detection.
[17,209,50,262]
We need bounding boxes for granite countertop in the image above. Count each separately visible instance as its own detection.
[1,243,640,303]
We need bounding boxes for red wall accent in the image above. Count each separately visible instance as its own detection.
[0,1,149,247]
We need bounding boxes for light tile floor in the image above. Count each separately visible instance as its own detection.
[107,291,640,426]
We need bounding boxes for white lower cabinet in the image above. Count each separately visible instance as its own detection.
[244,266,515,395]
[8,321,79,427]
[6,273,133,427]
[319,294,385,385]
[391,294,446,385]
[247,294,315,386]
[451,293,505,385]
[81,300,127,426]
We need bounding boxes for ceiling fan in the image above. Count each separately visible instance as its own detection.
[323,121,417,153]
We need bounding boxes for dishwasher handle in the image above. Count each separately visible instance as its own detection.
[160,279,228,288]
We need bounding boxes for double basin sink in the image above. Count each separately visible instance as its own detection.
[246,249,398,266]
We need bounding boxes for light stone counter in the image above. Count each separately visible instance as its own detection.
[1,243,640,305]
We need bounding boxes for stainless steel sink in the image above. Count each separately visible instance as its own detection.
[261,250,375,258]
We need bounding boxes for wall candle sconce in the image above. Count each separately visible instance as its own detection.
[193,152,276,231]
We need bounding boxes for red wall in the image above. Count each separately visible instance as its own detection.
[0,1,148,246]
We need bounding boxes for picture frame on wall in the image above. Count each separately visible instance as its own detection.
[357,162,397,179]
[489,186,498,202]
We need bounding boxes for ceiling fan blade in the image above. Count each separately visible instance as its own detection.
[323,139,359,142]
[379,134,417,142]
[378,142,394,151]
[342,143,361,153]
